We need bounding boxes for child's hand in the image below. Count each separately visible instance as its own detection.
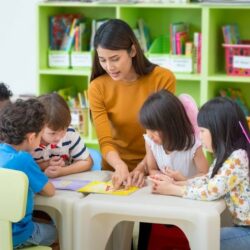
[149,173,173,182]
[45,165,63,178]
[49,156,65,167]
[37,159,50,171]
[163,168,186,181]
[150,178,184,196]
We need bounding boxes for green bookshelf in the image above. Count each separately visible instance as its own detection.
[37,2,250,148]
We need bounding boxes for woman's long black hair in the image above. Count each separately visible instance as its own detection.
[198,97,250,178]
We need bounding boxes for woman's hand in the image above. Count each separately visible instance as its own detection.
[164,168,186,181]
[130,168,145,188]
[111,163,131,190]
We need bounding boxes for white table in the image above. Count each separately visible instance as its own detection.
[35,170,112,250]
[73,186,226,250]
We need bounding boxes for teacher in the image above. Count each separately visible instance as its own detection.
[88,19,176,189]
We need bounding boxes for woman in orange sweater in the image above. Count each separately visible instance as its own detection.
[88,19,176,190]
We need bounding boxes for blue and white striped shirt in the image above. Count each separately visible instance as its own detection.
[32,127,89,165]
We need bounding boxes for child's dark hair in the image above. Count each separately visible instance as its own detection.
[0,82,12,101]
[198,97,250,178]
[139,89,195,152]
[0,99,46,145]
[91,19,156,81]
[38,92,71,131]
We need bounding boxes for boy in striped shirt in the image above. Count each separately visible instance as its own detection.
[32,93,93,178]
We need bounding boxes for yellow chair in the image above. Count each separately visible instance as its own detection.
[0,168,51,250]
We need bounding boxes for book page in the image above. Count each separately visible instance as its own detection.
[78,181,139,195]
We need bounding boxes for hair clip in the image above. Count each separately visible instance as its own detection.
[239,121,250,144]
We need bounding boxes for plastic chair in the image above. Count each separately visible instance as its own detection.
[0,168,51,250]
[89,148,102,171]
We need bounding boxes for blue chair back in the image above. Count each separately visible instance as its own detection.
[88,148,102,171]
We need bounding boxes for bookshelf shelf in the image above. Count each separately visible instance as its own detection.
[39,68,91,76]
[38,2,250,149]
[208,74,250,83]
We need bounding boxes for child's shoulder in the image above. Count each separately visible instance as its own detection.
[230,149,248,162]
[63,127,83,142]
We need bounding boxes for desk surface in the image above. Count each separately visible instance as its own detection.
[80,185,226,216]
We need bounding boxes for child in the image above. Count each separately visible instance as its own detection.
[151,97,250,249]
[0,99,57,249]
[32,93,93,178]
[0,82,12,109]
[139,89,208,181]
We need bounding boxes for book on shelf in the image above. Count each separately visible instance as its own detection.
[49,14,82,50]
[90,19,109,50]
[137,19,151,52]
[222,24,240,44]
[193,32,202,74]
[170,22,189,55]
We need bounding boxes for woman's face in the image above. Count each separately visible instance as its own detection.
[199,127,213,152]
[96,46,137,82]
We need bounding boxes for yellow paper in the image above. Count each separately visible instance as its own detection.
[77,181,138,196]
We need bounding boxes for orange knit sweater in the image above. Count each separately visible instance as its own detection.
[88,66,176,171]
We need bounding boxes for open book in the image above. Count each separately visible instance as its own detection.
[78,181,139,196]
[50,178,91,191]
[50,178,139,195]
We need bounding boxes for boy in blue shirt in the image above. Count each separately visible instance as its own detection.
[0,98,57,249]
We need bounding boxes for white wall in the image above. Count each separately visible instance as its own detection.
[0,0,39,95]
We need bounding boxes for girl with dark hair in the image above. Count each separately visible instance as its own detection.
[150,97,250,250]
[88,19,176,189]
[139,89,208,181]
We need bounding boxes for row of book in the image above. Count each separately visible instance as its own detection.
[49,14,150,52]
[49,14,87,51]
[169,22,201,73]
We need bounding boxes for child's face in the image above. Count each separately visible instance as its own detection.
[146,129,162,145]
[42,127,67,145]
[199,127,213,152]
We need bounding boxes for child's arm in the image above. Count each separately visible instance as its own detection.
[164,146,209,181]
[39,181,55,197]
[36,159,50,171]
[45,155,93,178]
[145,143,162,176]
[193,146,209,176]
[151,177,185,196]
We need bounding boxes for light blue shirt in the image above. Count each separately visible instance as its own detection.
[0,143,48,247]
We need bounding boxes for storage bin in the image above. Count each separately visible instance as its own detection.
[148,35,193,73]
[48,50,70,68]
[223,41,250,76]
[71,51,92,68]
